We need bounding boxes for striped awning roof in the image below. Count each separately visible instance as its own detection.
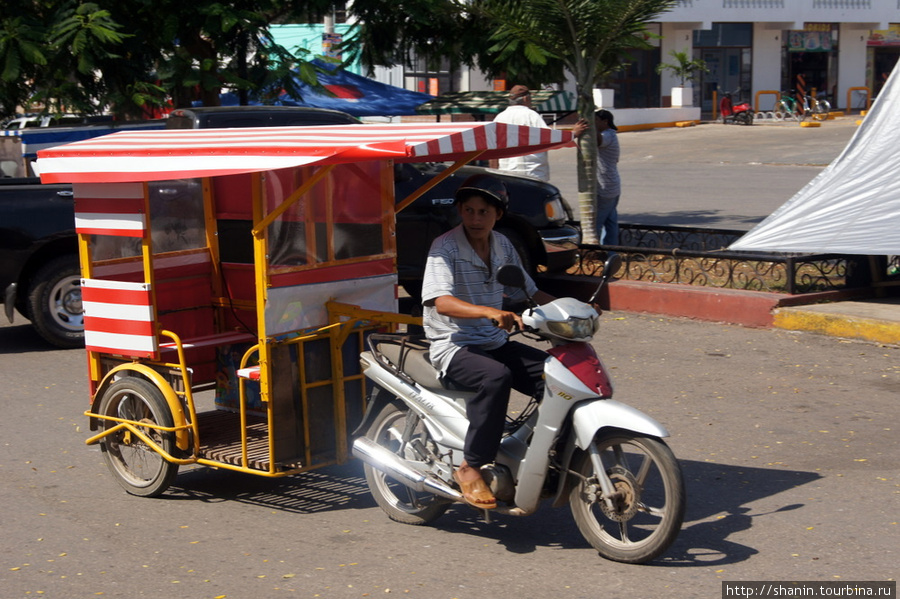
[415,90,575,115]
[36,121,572,184]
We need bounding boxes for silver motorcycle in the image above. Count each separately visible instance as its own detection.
[352,256,685,563]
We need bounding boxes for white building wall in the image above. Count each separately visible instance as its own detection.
[659,23,698,96]
[659,0,897,111]
[838,22,874,107]
[751,24,784,111]
[661,0,890,30]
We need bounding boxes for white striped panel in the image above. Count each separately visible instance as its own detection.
[84,330,157,354]
[505,124,519,149]
[82,300,154,322]
[458,127,476,152]
[81,278,149,291]
[40,154,328,180]
[74,212,146,232]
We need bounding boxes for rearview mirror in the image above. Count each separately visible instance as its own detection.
[497,264,526,289]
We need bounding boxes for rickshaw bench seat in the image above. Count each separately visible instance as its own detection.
[158,331,257,353]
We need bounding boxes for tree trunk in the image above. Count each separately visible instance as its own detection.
[575,77,599,244]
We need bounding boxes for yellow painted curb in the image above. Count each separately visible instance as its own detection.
[675,120,696,128]
[773,309,900,345]
[856,119,864,126]
[800,121,821,128]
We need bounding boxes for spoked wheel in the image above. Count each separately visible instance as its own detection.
[812,100,831,121]
[363,400,451,525]
[98,377,178,497]
[569,433,685,564]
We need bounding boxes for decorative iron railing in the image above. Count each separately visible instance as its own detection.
[569,224,871,294]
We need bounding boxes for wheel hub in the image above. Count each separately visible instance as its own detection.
[599,466,640,522]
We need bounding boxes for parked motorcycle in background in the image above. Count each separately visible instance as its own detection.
[720,88,754,125]
[352,255,686,564]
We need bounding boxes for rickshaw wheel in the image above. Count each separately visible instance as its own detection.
[363,400,451,525]
[98,377,178,497]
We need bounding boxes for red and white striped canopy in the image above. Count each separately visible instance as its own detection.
[37,121,572,183]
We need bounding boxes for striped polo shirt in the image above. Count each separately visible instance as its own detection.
[422,224,537,375]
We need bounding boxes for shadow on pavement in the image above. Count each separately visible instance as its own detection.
[163,457,821,567]
[0,321,78,354]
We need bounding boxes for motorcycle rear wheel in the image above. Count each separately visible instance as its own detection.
[363,400,451,525]
[736,111,754,125]
[569,433,685,564]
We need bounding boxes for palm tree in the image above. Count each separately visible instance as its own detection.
[485,0,678,243]
[655,49,708,86]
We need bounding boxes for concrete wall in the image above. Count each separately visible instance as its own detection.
[660,1,892,30]
[837,23,872,109]
[751,24,784,111]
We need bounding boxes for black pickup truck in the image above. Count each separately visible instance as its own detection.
[1,107,580,347]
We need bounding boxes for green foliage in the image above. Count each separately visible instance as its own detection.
[655,49,708,86]
[0,0,334,120]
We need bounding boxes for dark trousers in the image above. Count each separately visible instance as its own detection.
[444,341,547,468]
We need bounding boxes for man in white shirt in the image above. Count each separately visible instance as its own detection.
[492,85,551,181]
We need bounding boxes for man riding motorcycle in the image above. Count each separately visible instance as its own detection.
[420,174,555,509]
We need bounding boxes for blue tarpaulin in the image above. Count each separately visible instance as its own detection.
[271,60,433,117]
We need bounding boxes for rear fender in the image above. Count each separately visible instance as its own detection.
[88,363,190,451]
[351,385,400,438]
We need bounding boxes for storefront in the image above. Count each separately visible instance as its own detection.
[692,23,753,112]
[782,23,839,104]
[867,26,900,100]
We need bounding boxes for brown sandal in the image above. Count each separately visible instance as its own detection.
[453,468,497,510]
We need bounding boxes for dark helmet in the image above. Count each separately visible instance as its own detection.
[454,174,509,212]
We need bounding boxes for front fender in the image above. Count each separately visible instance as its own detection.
[550,399,670,508]
[571,399,669,449]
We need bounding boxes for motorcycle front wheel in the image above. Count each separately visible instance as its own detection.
[569,433,685,564]
[363,400,451,525]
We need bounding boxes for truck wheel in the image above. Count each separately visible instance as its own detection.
[27,256,83,348]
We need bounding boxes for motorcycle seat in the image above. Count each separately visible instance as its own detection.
[377,337,477,395]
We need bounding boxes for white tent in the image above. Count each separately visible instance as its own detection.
[729,62,900,254]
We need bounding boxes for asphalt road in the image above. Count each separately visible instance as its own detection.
[2,116,896,598]
[548,116,860,230]
[2,309,897,597]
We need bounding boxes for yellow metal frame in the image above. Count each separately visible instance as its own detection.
[82,162,423,479]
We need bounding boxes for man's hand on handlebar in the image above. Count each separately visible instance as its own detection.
[488,308,522,332]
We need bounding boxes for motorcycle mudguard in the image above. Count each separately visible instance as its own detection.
[550,399,670,508]
[571,399,669,450]
[351,385,397,438]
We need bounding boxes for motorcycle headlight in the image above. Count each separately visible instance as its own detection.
[547,316,597,340]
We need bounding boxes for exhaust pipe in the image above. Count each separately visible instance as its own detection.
[352,437,463,502]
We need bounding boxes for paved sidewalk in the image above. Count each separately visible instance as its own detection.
[774,297,900,346]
